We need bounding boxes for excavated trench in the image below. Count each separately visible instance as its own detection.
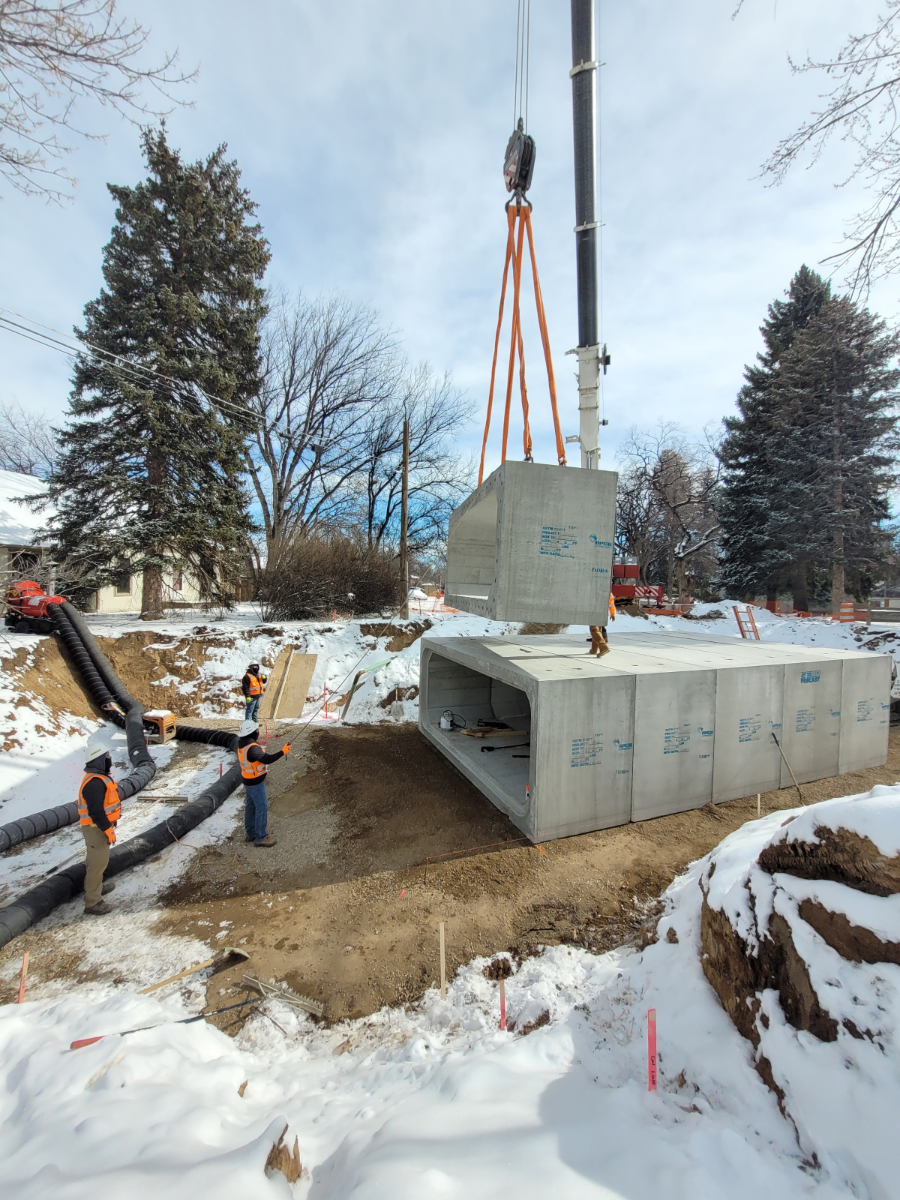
[4,621,900,1025]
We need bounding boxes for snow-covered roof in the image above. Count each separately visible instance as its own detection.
[0,470,53,547]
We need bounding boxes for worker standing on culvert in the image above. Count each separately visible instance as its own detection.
[588,594,616,657]
[78,745,119,916]
[237,719,291,848]
[241,663,267,722]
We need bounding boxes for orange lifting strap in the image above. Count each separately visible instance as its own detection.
[478,201,566,485]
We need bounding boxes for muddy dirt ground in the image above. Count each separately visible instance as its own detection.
[143,721,900,1028]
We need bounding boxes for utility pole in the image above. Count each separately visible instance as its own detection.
[400,416,410,618]
[570,0,604,470]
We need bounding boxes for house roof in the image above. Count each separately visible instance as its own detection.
[0,470,54,548]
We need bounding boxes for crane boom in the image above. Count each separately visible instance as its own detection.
[570,0,605,468]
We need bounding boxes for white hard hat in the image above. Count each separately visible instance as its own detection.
[239,719,259,738]
[84,744,108,763]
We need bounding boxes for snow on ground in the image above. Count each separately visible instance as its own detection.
[5,784,900,1198]
[0,630,102,827]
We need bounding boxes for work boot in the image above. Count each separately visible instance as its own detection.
[596,641,611,658]
[101,881,116,895]
[255,834,277,847]
[84,899,112,915]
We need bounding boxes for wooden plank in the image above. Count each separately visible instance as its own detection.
[274,653,318,719]
[258,647,292,720]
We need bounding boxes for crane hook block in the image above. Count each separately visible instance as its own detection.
[504,118,536,195]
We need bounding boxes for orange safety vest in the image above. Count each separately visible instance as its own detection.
[237,742,267,781]
[609,593,617,621]
[77,773,121,827]
[246,673,265,697]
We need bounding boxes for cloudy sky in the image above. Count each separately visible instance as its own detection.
[0,0,893,473]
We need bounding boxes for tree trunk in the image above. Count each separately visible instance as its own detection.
[792,558,809,614]
[832,541,845,616]
[765,587,777,613]
[142,440,166,620]
[832,390,845,616]
[141,563,164,620]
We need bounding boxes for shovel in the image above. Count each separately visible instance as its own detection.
[140,947,250,995]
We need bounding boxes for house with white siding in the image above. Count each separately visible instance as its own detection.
[0,470,203,613]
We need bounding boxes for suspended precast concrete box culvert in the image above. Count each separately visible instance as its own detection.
[419,632,892,842]
[444,461,618,625]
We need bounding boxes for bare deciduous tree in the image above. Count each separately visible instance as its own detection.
[616,423,720,599]
[0,0,193,198]
[747,1,900,292]
[0,401,58,476]
[358,364,475,553]
[244,292,399,561]
[245,293,476,573]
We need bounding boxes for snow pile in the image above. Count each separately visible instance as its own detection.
[4,789,899,1197]
[700,785,900,1193]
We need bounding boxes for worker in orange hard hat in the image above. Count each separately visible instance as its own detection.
[78,744,120,915]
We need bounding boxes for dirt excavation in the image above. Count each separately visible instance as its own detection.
[4,618,900,1028]
[142,721,900,1026]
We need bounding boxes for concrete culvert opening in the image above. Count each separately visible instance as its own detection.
[422,649,532,824]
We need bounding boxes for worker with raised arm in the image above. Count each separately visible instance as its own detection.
[237,719,291,847]
[78,745,120,915]
[241,662,267,722]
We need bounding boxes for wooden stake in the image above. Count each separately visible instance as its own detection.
[757,793,761,818]
[16,951,29,1003]
[499,977,507,1031]
[771,732,803,804]
[647,1008,657,1091]
[439,921,446,999]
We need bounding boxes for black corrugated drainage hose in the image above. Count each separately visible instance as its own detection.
[0,763,243,950]
[0,604,237,853]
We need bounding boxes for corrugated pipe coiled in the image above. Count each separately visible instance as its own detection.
[59,601,238,750]
[0,604,237,853]
[0,764,242,950]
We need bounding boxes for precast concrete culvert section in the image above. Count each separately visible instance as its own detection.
[0,601,241,950]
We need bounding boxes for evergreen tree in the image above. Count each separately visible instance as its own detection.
[718,266,831,608]
[46,126,269,617]
[718,267,899,610]
[766,298,899,608]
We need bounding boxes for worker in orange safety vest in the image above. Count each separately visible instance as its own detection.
[241,662,268,722]
[237,718,291,847]
[78,744,120,915]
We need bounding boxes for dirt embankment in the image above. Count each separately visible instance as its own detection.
[3,637,99,749]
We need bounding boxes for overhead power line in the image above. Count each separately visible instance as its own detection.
[0,305,261,428]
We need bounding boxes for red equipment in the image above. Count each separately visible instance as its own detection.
[3,580,66,633]
[610,563,665,608]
